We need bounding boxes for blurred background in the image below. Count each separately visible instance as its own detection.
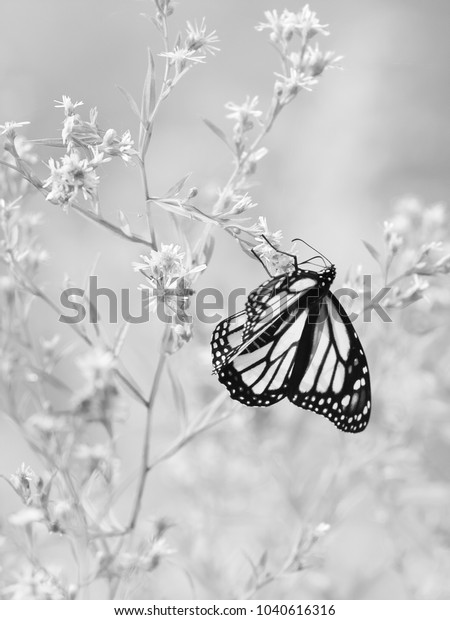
[1,0,450,600]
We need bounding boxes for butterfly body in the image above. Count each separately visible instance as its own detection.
[211,260,371,433]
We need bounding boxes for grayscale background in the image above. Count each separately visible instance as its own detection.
[1,0,450,600]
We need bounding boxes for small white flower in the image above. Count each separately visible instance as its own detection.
[296,5,330,40]
[54,95,83,116]
[43,150,106,207]
[133,245,205,335]
[275,68,318,104]
[0,120,30,135]
[256,6,329,43]
[253,216,283,247]
[2,566,65,600]
[251,218,294,274]
[160,47,205,73]
[383,221,403,255]
[227,194,257,216]
[298,45,342,77]
[225,96,263,126]
[404,275,429,297]
[133,244,186,279]
[415,242,450,275]
[185,18,220,55]
[100,129,136,162]
[9,463,35,493]
[256,9,283,36]
[77,348,116,388]
[61,114,77,144]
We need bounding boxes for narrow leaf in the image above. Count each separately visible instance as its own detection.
[29,138,66,148]
[118,210,131,236]
[28,367,72,392]
[113,322,130,357]
[164,173,191,198]
[202,234,215,266]
[203,118,231,149]
[362,240,381,264]
[256,550,269,574]
[117,85,141,120]
[139,13,162,32]
[141,49,156,125]
[167,362,188,426]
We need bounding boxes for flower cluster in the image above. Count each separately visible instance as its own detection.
[185,18,220,55]
[44,149,106,208]
[251,217,295,275]
[74,348,122,432]
[225,96,263,146]
[160,18,219,76]
[1,566,71,600]
[39,97,136,210]
[133,244,206,350]
[257,5,340,105]
[196,5,340,273]
[256,6,329,44]
[6,464,70,535]
[55,96,135,160]
[385,200,450,302]
[0,120,30,137]
[345,198,450,316]
[8,463,36,505]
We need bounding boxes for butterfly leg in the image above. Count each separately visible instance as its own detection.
[260,234,299,270]
[250,247,273,276]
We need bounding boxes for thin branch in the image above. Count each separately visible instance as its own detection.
[0,159,156,251]
[11,259,148,407]
[127,336,167,531]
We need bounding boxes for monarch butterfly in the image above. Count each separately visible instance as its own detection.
[211,239,371,433]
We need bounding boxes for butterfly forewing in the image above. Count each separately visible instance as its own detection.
[243,273,319,342]
[289,294,371,432]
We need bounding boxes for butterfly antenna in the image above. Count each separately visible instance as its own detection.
[291,238,331,266]
[298,255,327,267]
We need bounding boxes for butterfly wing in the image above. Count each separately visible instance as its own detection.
[288,292,371,433]
[242,271,321,341]
[211,272,323,406]
[211,270,371,433]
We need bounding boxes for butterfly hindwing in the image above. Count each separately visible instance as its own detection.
[212,272,326,406]
[214,307,303,406]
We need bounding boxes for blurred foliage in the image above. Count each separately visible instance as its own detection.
[0,0,449,602]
